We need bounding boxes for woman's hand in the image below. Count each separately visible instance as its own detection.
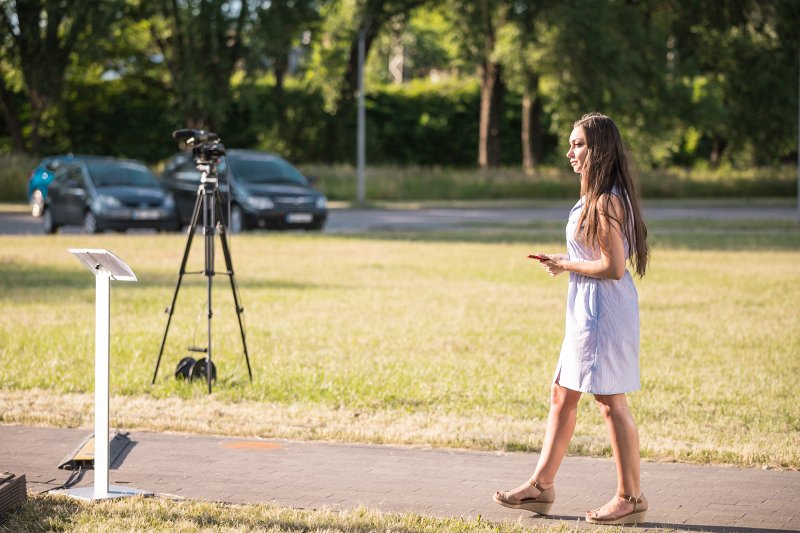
[532,253,569,277]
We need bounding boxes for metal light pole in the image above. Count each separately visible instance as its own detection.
[357,22,367,205]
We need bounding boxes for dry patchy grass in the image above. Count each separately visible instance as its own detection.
[1,493,663,533]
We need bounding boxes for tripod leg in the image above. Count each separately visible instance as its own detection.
[204,186,216,394]
[152,189,203,384]
[216,191,253,381]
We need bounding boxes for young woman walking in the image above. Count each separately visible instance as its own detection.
[493,112,650,525]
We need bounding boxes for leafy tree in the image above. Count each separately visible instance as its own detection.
[239,0,324,146]
[0,48,23,151]
[494,1,557,173]
[250,0,322,98]
[141,0,252,131]
[304,0,431,162]
[531,0,680,167]
[445,0,510,169]
[0,0,116,153]
[667,0,799,166]
[364,6,460,85]
[339,0,430,103]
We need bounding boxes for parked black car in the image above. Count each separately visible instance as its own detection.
[161,149,328,232]
[42,156,179,234]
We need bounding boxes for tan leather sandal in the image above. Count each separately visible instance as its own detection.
[493,480,555,515]
[585,492,648,525]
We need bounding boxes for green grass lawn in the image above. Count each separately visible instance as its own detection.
[1,217,797,532]
[2,495,642,533]
[1,218,799,470]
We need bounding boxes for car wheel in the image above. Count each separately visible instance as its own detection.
[229,205,244,233]
[83,211,100,234]
[31,190,45,217]
[42,208,58,234]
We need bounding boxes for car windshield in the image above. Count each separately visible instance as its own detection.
[227,155,307,185]
[88,161,160,188]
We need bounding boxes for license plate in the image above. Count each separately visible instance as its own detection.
[133,209,160,220]
[286,213,313,223]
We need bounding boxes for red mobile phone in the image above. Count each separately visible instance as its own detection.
[528,254,548,261]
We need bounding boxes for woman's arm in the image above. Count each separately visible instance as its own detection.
[540,195,628,280]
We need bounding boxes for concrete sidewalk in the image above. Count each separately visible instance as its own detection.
[2,425,798,532]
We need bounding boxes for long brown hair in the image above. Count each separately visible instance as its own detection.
[574,112,649,277]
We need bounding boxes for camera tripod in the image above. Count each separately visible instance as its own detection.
[152,131,252,393]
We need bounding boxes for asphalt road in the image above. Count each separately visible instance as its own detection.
[0,202,796,236]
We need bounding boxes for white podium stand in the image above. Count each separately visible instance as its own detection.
[55,249,152,500]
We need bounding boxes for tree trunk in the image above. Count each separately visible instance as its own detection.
[522,92,533,174]
[341,20,380,107]
[326,19,381,163]
[27,89,46,154]
[0,80,25,152]
[11,1,91,154]
[273,61,287,131]
[709,135,726,168]
[478,61,504,169]
[521,83,543,174]
[531,93,543,166]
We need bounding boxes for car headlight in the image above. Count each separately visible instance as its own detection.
[95,194,123,210]
[245,196,274,210]
[162,194,175,209]
[315,196,327,209]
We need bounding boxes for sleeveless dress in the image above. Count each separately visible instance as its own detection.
[552,195,641,395]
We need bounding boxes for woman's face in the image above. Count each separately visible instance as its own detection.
[566,126,588,175]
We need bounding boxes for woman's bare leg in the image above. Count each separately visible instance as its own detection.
[587,393,643,518]
[497,383,581,501]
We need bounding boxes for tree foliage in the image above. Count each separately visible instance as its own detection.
[142,0,251,131]
[0,0,121,152]
[0,0,796,170]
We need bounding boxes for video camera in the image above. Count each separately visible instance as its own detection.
[172,128,226,162]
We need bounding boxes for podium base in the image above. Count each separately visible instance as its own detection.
[52,484,152,501]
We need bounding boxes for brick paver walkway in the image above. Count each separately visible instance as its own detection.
[1,425,798,531]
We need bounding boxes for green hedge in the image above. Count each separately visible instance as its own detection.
[224,80,511,165]
[62,76,180,163]
[0,76,562,167]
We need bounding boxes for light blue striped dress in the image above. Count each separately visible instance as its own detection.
[553,195,641,395]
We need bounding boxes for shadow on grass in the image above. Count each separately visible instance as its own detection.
[2,219,797,299]
[0,264,87,294]
[0,262,348,299]
[138,271,350,292]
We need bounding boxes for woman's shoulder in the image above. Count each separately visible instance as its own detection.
[597,190,626,217]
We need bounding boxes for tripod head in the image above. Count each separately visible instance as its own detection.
[173,129,225,157]
[173,129,226,183]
